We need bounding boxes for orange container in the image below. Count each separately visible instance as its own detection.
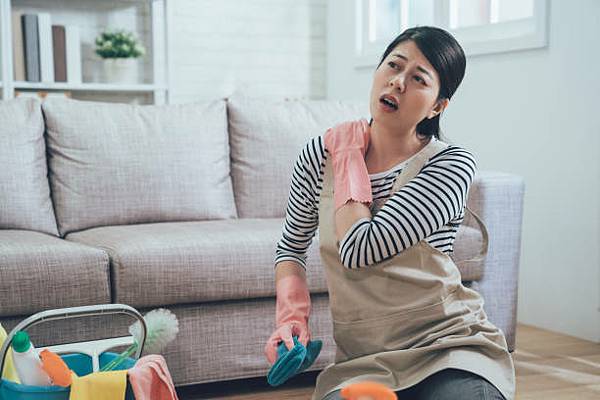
[340,381,398,400]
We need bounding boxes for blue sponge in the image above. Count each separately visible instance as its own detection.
[298,339,322,372]
[267,336,323,387]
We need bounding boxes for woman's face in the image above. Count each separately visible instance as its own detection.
[369,40,444,133]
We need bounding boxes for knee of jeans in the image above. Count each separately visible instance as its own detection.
[417,368,504,400]
[481,378,506,400]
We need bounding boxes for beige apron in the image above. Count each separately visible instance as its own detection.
[313,137,515,400]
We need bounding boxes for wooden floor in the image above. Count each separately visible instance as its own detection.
[177,323,600,399]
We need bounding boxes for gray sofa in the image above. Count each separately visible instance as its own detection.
[0,96,525,388]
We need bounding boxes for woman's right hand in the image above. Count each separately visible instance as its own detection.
[264,266,312,365]
[323,119,373,211]
[264,321,311,365]
[324,118,371,158]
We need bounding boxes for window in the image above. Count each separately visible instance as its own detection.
[354,0,548,68]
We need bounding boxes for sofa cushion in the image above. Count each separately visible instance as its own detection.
[0,230,110,317]
[66,219,328,308]
[0,98,58,236]
[228,97,369,218]
[42,98,237,236]
[66,219,485,308]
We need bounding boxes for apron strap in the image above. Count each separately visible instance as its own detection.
[463,205,490,263]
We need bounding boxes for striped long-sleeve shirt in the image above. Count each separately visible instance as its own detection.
[275,134,477,270]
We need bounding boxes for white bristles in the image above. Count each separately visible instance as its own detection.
[129,308,179,355]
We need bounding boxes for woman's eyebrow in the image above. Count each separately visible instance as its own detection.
[392,53,432,80]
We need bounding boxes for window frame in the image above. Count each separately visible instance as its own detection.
[354,0,549,69]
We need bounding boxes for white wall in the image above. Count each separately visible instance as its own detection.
[168,0,327,104]
[326,0,600,342]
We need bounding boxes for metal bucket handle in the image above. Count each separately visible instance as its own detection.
[0,304,147,376]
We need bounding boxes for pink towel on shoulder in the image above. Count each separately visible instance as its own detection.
[128,354,179,400]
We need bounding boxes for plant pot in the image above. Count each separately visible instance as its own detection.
[101,58,139,84]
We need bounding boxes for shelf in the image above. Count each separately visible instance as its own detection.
[0,0,170,104]
[13,81,167,92]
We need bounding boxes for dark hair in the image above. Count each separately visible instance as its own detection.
[372,26,466,141]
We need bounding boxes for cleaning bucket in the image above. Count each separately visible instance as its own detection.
[0,304,147,400]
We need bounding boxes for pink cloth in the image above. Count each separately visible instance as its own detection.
[128,354,179,400]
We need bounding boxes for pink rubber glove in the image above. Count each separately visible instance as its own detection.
[264,274,311,365]
[324,119,372,211]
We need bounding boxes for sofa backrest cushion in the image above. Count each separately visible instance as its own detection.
[228,97,369,218]
[42,98,237,236]
[0,98,59,236]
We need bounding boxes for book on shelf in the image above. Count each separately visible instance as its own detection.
[21,14,40,82]
[14,90,72,100]
[11,11,26,81]
[13,12,81,84]
[38,12,55,83]
[52,25,67,82]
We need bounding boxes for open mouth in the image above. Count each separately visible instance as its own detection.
[379,95,398,111]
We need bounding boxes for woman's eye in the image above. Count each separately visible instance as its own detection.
[388,62,426,85]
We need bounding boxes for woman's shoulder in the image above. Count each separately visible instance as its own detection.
[300,134,327,158]
[328,117,370,132]
[428,138,477,169]
[296,134,327,175]
[321,117,369,152]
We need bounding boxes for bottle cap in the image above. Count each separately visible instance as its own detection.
[12,331,31,353]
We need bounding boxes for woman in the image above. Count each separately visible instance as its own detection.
[265,26,515,400]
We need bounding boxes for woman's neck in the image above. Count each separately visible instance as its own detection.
[365,121,431,175]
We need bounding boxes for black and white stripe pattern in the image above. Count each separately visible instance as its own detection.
[275,135,476,270]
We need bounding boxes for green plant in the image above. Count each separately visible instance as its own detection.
[95,29,146,59]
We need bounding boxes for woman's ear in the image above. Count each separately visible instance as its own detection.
[428,98,449,119]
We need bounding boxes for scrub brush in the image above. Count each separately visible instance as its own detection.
[101,308,179,371]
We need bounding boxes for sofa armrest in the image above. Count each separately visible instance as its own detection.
[467,170,525,352]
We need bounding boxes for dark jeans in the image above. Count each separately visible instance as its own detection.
[321,368,506,400]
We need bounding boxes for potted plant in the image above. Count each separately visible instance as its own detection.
[95,29,146,83]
